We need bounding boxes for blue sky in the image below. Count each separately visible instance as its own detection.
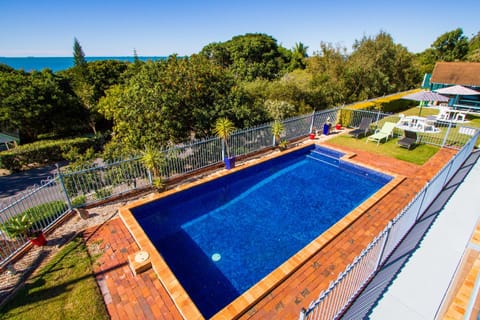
[0,0,479,57]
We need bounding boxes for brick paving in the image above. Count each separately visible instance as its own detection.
[83,220,182,320]
[80,143,457,319]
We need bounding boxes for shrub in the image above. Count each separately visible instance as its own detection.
[0,200,68,238]
[94,187,112,200]
[0,134,108,172]
[71,195,87,207]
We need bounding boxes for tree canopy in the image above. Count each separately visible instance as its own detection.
[98,55,264,155]
[200,33,290,81]
[344,32,419,101]
[0,68,86,141]
[1,28,479,154]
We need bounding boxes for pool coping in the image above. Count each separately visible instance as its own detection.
[119,141,405,319]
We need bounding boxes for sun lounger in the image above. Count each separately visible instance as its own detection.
[366,122,396,145]
[349,118,372,138]
[397,130,418,149]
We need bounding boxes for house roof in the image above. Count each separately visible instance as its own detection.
[430,62,480,87]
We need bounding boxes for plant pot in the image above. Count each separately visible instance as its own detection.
[224,156,236,170]
[30,232,47,246]
[309,133,315,140]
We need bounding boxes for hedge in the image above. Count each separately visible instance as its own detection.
[0,135,105,172]
[339,89,421,126]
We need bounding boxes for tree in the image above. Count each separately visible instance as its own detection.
[213,117,235,159]
[271,120,285,146]
[467,32,480,62]
[140,145,165,190]
[200,42,231,68]
[73,38,87,69]
[98,55,246,154]
[306,42,348,108]
[431,28,469,62]
[64,58,128,135]
[289,42,309,70]
[201,33,289,81]
[0,68,87,141]
[415,48,437,74]
[344,31,419,101]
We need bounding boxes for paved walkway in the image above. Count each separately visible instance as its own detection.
[80,143,456,319]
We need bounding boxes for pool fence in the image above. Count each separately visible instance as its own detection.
[0,105,479,272]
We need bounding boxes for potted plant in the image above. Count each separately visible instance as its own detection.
[271,120,285,148]
[213,117,236,169]
[0,214,47,246]
[28,228,47,246]
[278,139,288,151]
[141,145,166,191]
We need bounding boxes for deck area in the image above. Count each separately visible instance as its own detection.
[82,140,460,319]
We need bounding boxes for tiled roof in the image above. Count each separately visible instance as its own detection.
[431,62,480,87]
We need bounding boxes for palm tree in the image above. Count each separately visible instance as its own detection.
[290,42,309,70]
[293,42,309,58]
[213,117,235,159]
[271,120,285,146]
[141,145,165,189]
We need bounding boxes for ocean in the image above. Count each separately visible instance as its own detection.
[0,56,166,72]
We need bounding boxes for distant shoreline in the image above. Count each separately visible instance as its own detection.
[0,56,167,72]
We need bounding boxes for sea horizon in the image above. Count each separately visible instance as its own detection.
[0,56,167,72]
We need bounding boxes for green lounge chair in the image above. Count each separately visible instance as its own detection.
[366,122,396,145]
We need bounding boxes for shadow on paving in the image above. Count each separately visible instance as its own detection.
[340,149,480,320]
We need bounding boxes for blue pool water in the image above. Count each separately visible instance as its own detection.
[133,145,391,317]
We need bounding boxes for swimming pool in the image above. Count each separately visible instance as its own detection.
[122,144,396,318]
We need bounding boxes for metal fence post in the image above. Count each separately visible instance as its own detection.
[443,160,455,187]
[375,221,393,269]
[441,120,453,147]
[309,110,315,134]
[221,139,225,160]
[299,308,307,320]
[415,186,429,221]
[147,168,153,185]
[56,163,73,210]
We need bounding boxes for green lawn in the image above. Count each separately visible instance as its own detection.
[329,106,479,164]
[0,236,108,320]
[327,132,440,165]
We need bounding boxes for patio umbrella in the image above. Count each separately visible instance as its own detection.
[434,85,480,96]
[434,85,480,109]
[401,90,449,116]
[401,90,450,102]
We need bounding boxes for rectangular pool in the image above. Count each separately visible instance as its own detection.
[125,144,395,318]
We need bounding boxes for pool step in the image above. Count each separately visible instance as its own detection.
[307,150,340,166]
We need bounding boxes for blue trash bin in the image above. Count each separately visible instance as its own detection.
[323,123,330,135]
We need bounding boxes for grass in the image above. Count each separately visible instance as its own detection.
[327,133,440,165]
[329,105,480,164]
[0,236,109,320]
